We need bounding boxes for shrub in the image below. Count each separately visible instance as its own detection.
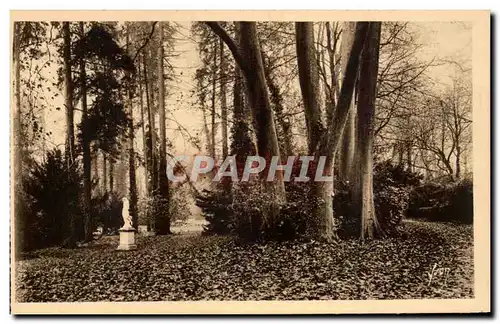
[450,179,473,224]
[230,157,318,242]
[372,161,419,234]
[278,179,312,241]
[92,191,122,235]
[198,156,312,241]
[374,185,410,235]
[373,161,423,188]
[408,178,473,224]
[20,149,82,250]
[197,186,233,235]
[169,184,192,223]
[231,179,267,241]
[335,160,420,237]
[146,194,170,234]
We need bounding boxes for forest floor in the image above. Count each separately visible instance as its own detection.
[15,220,473,302]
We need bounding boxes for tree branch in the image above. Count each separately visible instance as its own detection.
[132,22,158,63]
[204,22,250,77]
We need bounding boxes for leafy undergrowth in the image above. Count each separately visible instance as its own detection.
[15,220,473,301]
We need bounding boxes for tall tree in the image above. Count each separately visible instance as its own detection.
[144,50,158,195]
[337,22,357,182]
[219,37,229,160]
[79,22,92,242]
[210,40,217,160]
[352,22,382,239]
[109,158,114,192]
[102,153,108,193]
[206,21,286,231]
[296,22,369,241]
[262,54,294,158]
[13,22,22,208]
[126,24,138,229]
[138,54,150,195]
[156,22,171,235]
[295,23,324,155]
[230,22,255,171]
[62,22,77,247]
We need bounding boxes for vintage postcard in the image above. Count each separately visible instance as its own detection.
[10,10,490,314]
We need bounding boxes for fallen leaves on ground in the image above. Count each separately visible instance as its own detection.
[15,220,473,302]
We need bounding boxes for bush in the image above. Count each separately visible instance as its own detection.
[20,149,82,251]
[372,161,419,234]
[374,185,410,235]
[169,184,192,223]
[230,157,316,242]
[335,160,420,237]
[197,186,233,235]
[373,161,423,188]
[146,194,170,234]
[450,179,473,224]
[408,178,473,224]
[92,191,122,235]
[199,159,312,242]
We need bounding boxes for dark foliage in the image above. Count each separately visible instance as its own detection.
[408,178,473,224]
[152,194,171,235]
[372,161,421,235]
[336,160,422,237]
[92,192,123,235]
[373,160,423,188]
[19,149,82,251]
[77,92,130,156]
[374,185,410,235]
[197,187,233,235]
[200,157,316,242]
[199,102,256,236]
[73,24,134,73]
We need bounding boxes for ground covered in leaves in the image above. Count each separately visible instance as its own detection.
[15,220,473,301]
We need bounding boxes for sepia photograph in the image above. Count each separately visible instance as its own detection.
[10,10,490,314]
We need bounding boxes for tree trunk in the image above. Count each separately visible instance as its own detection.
[295,22,324,155]
[238,23,284,187]
[456,144,461,180]
[206,21,286,234]
[231,21,256,172]
[62,22,77,247]
[79,22,93,242]
[263,59,293,158]
[93,149,100,195]
[144,52,158,195]
[296,22,369,241]
[13,22,22,185]
[352,22,382,240]
[143,53,155,231]
[126,27,138,229]
[406,141,413,172]
[109,159,114,192]
[338,22,356,182]
[156,22,171,235]
[13,22,24,254]
[63,22,75,167]
[102,153,107,194]
[220,37,229,160]
[296,22,335,241]
[238,22,286,231]
[210,39,217,160]
[138,54,150,195]
[201,105,212,154]
[127,93,138,229]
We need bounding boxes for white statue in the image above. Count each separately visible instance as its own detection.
[121,197,133,230]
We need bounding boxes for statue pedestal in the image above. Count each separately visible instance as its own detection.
[116,227,137,251]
